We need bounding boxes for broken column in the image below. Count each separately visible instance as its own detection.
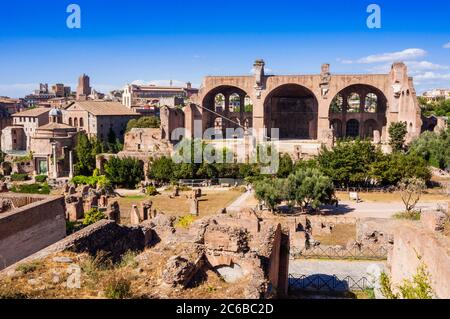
[190,197,199,216]
[106,201,121,223]
[130,204,141,225]
[66,196,84,221]
[140,200,153,221]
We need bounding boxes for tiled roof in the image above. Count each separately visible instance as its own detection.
[67,101,138,116]
[11,107,50,117]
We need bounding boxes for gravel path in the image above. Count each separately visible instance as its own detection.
[321,201,446,218]
[289,259,386,278]
[227,190,254,212]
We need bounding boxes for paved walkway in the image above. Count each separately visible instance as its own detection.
[227,190,254,212]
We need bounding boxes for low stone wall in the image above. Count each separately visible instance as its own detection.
[0,193,46,209]
[0,194,66,270]
[390,215,450,298]
[2,219,153,272]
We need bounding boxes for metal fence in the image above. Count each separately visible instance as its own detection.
[290,246,388,260]
[289,274,372,292]
[335,186,396,193]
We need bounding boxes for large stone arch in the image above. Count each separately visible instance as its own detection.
[263,83,319,139]
[201,85,253,138]
[328,83,388,141]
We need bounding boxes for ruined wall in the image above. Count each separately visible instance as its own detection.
[389,216,450,298]
[0,194,66,270]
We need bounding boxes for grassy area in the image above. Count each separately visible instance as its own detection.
[313,224,356,247]
[393,211,421,221]
[336,190,449,203]
[116,189,244,224]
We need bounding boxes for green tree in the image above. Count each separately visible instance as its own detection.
[196,162,218,179]
[147,156,174,183]
[173,162,196,180]
[254,178,285,212]
[286,168,335,210]
[74,134,98,176]
[317,139,383,187]
[105,128,123,154]
[126,116,160,132]
[389,122,408,152]
[277,153,294,178]
[104,157,144,189]
[409,129,450,170]
[370,152,431,186]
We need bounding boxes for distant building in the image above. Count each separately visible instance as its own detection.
[122,82,198,108]
[422,89,450,102]
[63,101,139,141]
[30,108,78,178]
[0,97,24,114]
[51,84,71,98]
[10,108,50,148]
[1,108,78,178]
[76,74,91,100]
[25,84,56,106]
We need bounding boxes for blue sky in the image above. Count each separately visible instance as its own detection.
[0,0,449,97]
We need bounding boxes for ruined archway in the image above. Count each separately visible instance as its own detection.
[264,84,318,139]
[329,84,387,140]
[202,85,253,138]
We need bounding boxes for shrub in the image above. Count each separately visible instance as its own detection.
[11,173,29,182]
[393,211,421,220]
[83,208,106,226]
[34,175,47,183]
[71,175,111,188]
[104,275,131,299]
[15,262,41,274]
[126,116,160,132]
[10,183,51,195]
[118,251,139,269]
[175,215,195,229]
[66,220,83,235]
[146,185,158,196]
[380,261,434,299]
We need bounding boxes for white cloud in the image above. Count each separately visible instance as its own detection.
[340,48,427,65]
[407,60,448,72]
[443,43,450,49]
[357,48,427,64]
[365,60,448,75]
[414,72,450,81]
